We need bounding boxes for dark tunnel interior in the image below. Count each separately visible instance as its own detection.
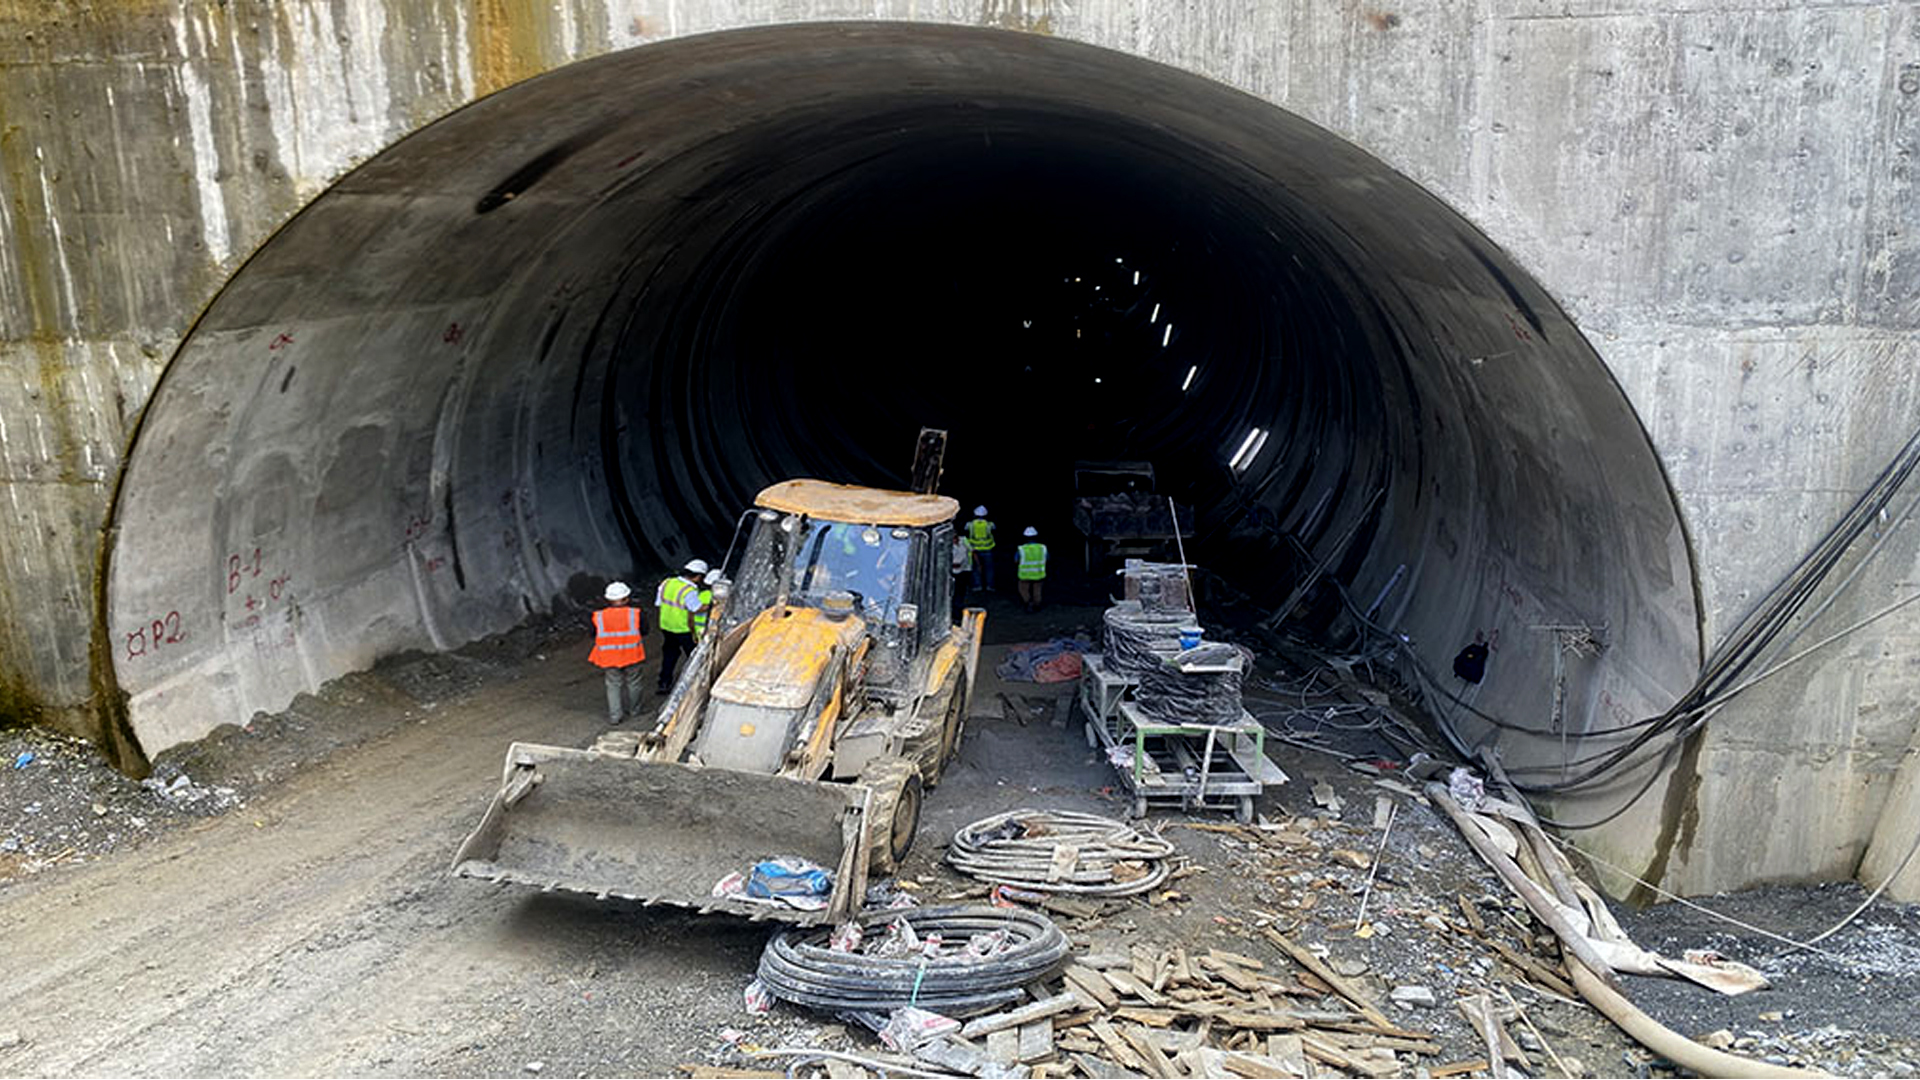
[619,112,1388,587]
[105,23,1698,845]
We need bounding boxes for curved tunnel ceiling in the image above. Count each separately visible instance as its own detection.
[106,23,1699,824]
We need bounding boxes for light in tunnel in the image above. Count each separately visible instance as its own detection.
[1182,365,1197,391]
[1228,427,1267,472]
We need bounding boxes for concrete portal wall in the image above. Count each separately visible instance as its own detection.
[1,1,1916,898]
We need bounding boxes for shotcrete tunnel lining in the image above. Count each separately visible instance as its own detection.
[101,24,1700,842]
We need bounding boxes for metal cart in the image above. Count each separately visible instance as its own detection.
[1078,652,1289,822]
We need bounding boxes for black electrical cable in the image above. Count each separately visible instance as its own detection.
[756,904,1070,1017]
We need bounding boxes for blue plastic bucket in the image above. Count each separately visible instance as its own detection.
[1178,626,1203,649]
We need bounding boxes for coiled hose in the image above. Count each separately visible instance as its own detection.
[947,809,1177,896]
[756,904,1069,1017]
[1137,641,1251,726]
[1101,601,1189,678]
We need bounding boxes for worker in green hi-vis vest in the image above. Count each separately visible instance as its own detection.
[966,505,997,593]
[1016,526,1048,613]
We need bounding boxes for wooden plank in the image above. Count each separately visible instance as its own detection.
[680,1069,785,1080]
[1064,964,1121,1010]
[1259,929,1397,1032]
[1300,1034,1360,1071]
[1088,1020,1148,1073]
[1316,1028,1442,1055]
[1208,948,1265,971]
[1214,1009,1304,1032]
[1103,968,1166,1007]
[1487,937,1579,1000]
[961,993,1080,1039]
[1019,1020,1056,1064]
[1131,945,1156,984]
[1071,1051,1149,1079]
[1121,1026,1179,1079]
[986,1027,1022,1066]
[1216,1050,1306,1079]
[1430,1059,1492,1079]
[1266,1034,1309,1077]
[1202,960,1262,993]
[1112,1007,1177,1027]
[1170,947,1194,986]
[1457,893,1489,936]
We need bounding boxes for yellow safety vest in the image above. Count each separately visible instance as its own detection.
[656,576,697,634]
[691,588,713,637]
[967,518,996,551]
[1017,543,1048,580]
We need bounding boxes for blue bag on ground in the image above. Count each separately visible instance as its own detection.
[747,856,833,900]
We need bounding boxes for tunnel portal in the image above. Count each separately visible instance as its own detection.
[105,23,1698,832]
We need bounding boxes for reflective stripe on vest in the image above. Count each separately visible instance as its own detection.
[967,519,996,551]
[1017,542,1048,580]
[691,589,713,636]
[589,606,645,668]
[657,576,695,634]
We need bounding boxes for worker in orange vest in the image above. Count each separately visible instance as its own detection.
[591,580,647,724]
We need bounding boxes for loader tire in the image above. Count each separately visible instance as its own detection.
[858,757,923,878]
[934,686,967,786]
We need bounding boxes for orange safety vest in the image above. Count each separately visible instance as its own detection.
[589,605,645,668]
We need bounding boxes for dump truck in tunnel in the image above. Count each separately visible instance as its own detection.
[451,478,985,923]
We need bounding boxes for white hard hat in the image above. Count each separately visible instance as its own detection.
[684,558,710,575]
[974,505,988,517]
[1023,526,1038,537]
[604,581,631,601]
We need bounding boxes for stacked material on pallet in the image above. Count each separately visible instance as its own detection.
[1137,642,1253,727]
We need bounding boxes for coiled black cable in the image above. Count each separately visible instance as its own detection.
[756,904,1070,1017]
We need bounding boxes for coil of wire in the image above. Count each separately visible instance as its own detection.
[946,809,1177,897]
[1102,600,1190,678]
[756,904,1070,1017]
[1135,641,1252,726]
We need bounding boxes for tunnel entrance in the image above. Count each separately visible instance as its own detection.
[103,23,1698,846]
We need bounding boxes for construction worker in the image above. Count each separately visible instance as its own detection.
[590,581,646,724]
[655,558,709,694]
[950,529,972,622]
[1016,526,1048,612]
[966,505,997,593]
[690,570,719,642]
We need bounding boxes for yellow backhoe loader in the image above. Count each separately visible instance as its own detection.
[452,468,984,925]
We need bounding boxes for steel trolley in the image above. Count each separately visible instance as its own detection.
[1078,652,1288,822]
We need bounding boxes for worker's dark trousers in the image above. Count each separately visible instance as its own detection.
[971,550,995,591]
[657,630,694,692]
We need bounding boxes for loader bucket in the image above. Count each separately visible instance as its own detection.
[452,743,871,925]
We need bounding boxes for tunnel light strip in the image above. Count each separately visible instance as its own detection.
[1161,324,1173,347]
[1150,303,1160,323]
[1182,366,1197,391]
[1133,270,1141,286]
[1228,427,1263,471]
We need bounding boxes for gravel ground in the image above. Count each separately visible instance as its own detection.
[2,597,1917,1078]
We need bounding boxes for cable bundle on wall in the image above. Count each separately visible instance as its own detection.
[1323,422,1920,829]
[946,809,1176,896]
